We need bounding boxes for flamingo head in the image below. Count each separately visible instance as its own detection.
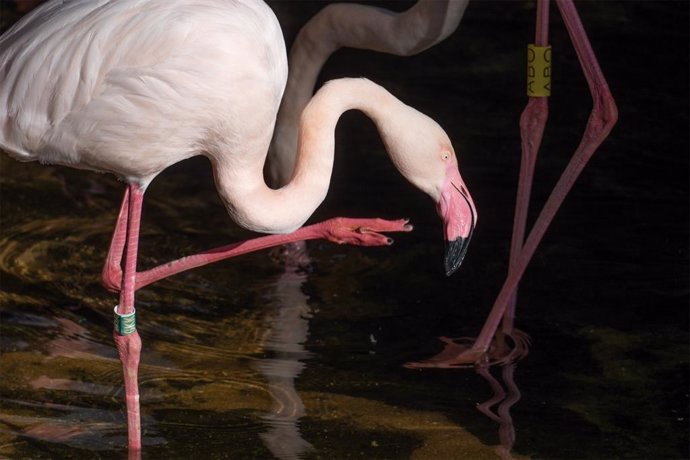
[381,107,477,275]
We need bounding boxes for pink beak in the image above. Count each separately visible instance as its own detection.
[437,166,477,276]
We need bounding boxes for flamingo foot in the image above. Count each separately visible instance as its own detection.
[321,217,413,246]
[114,330,143,451]
[404,330,530,369]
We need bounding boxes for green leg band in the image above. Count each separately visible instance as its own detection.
[114,306,137,335]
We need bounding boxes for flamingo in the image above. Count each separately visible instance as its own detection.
[0,0,477,450]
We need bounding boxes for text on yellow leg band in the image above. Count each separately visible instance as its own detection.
[527,44,551,97]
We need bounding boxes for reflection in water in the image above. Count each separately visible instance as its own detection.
[475,363,521,460]
[256,265,314,459]
[40,317,113,360]
[0,399,123,450]
[3,315,165,454]
[406,333,527,459]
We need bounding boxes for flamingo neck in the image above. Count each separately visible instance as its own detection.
[217,78,397,234]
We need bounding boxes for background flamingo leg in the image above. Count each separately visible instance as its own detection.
[502,98,547,336]
[457,0,618,362]
[502,0,551,338]
[113,184,145,451]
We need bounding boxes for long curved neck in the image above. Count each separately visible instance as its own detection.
[266,0,469,187]
[216,78,398,235]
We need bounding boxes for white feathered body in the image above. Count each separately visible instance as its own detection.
[0,0,287,186]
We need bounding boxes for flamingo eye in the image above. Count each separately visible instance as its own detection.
[442,152,450,161]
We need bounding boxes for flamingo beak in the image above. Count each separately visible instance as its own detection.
[437,166,477,276]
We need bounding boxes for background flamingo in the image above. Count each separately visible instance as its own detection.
[266,0,470,187]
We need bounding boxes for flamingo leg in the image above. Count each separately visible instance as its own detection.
[104,211,408,449]
[98,184,409,451]
[133,217,412,290]
[101,187,129,292]
[454,0,618,362]
[113,183,145,451]
[503,0,551,335]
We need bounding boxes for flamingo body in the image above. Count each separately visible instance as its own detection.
[1,0,286,186]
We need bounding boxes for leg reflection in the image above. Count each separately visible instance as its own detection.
[405,335,525,458]
[476,363,521,460]
[256,265,314,459]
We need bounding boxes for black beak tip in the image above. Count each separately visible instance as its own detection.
[444,237,470,276]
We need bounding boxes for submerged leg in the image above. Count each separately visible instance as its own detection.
[112,183,145,451]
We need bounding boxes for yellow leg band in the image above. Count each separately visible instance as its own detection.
[527,44,552,97]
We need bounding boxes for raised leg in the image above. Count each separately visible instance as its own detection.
[133,217,413,290]
[101,187,129,292]
[112,183,145,451]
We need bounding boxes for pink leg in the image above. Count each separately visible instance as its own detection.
[100,186,410,451]
[133,217,413,290]
[113,184,145,451]
[503,0,551,333]
[456,0,618,362]
[101,187,129,292]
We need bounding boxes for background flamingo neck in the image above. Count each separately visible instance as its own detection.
[267,1,467,187]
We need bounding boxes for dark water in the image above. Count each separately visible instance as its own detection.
[0,1,688,459]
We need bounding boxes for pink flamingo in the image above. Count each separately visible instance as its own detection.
[0,0,477,450]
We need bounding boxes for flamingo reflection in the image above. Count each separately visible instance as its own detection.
[406,334,525,459]
[475,363,521,460]
[255,260,314,459]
